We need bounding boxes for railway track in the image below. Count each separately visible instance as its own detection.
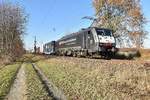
[43,53,138,61]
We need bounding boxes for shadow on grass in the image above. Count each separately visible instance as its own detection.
[112,50,141,60]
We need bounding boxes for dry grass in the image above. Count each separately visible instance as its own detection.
[37,57,150,100]
[139,49,150,60]
[25,63,52,100]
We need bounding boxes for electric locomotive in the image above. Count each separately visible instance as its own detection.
[43,27,116,58]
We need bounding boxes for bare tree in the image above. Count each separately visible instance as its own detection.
[0,1,27,61]
[93,0,147,48]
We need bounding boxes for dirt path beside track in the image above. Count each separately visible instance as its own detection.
[5,64,27,100]
[32,63,66,100]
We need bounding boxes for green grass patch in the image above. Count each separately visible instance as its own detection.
[0,63,20,99]
[25,63,51,100]
[18,54,46,63]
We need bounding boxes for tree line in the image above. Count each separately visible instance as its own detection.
[0,2,27,62]
[93,0,147,48]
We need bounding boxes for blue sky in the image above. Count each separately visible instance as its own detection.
[141,0,150,48]
[10,0,150,49]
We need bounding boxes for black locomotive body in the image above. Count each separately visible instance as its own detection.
[43,27,116,57]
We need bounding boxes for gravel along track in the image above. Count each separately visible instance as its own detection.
[32,63,66,100]
[5,63,27,100]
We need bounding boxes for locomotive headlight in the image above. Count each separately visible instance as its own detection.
[111,47,115,52]
[99,43,103,46]
[99,37,102,40]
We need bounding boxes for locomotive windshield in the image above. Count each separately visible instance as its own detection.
[96,29,112,36]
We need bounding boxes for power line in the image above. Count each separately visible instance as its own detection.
[82,16,98,27]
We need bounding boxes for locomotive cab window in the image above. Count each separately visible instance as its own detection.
[96,29,112,36]
[104,30,112,36]
[96,30,104,36]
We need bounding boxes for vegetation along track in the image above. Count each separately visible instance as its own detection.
[0,63,21,99]
[1,54,66,100]
[25,63,52,100]
[32,63,66,100]
[1,54,150,100]
[36,56,150,100]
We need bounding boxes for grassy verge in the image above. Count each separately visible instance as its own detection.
[25,63,51,100]
[36,58,150,100]
[140,49,150,60]
[36,60,106,99]
[0,63,20,99]
[18,54,46,63]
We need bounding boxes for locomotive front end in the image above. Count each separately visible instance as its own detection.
[95,28,116,54]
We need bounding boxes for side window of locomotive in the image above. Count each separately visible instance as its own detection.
[88,31,90,39]
[88,31,94,44]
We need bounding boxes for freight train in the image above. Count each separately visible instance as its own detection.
[43,27,116,58]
